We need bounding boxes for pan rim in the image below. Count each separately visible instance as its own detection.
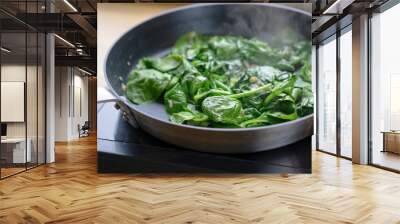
[104,3,313,133]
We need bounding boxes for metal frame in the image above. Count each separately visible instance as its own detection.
[374,0,400,13]
[36,5,39,167]
[367,11,373,165]
[44,0,47,165]
[315,44,319,150]
[336,23,341,158]
[25,2,28,171]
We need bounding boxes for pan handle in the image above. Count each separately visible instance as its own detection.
[114,100,139,129]
[97,87,139,129]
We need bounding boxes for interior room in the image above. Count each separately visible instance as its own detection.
[1,0,400,223]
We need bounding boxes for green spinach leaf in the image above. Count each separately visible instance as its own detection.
[126,69,171,104]
[202,96,243,124]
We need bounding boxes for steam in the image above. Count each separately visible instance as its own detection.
[219,4,311,47]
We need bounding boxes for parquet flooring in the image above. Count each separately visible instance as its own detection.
[1,167,26,178]
[1,135,400,224]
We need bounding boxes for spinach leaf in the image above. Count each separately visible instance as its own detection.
[169,108,209,126]
[209,36,240,60]
[202,96,243,124]
[181,74,210,100]
[164,83,188,114]
[263,75,296,106]
[193,89,232,103]
[138,55,182,72]
[240,111,297,128]
[267,111,298,123]
[239,112,272,128]
[126,69,171,104]
[170,112,195,124]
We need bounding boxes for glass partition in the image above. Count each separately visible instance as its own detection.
[317,36,337,154]
[0,30,28,177]
[0,3,46,179]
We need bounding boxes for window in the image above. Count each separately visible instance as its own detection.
[370,3,400,171]
[339,28,352,158]
[317,36,337,154]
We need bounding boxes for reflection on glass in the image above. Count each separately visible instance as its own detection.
[371,4,400,171]
[340,30,352,158]
[318,38,337,154]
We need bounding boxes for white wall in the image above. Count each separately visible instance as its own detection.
[55,67,70,141]
[54,67,89,141]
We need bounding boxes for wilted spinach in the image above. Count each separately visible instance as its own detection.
[126,69,171,104]
[126,32,312,128]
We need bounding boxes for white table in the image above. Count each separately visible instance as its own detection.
[1,138,31,163]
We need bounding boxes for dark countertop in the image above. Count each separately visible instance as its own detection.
[97,101,311,173]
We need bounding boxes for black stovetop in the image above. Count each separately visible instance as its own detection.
[97,101,311,173]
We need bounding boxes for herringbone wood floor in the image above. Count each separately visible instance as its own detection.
[1,135,400,224]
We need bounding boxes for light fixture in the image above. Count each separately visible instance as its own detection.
[54,34,75,48]
[322,0,354,15]
[1,47,11,53]
[63,0,78,12]
[78,67,93,76]
[323,0,341,14]
[76,48,85,55]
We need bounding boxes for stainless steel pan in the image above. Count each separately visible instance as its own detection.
[104,3,313,154]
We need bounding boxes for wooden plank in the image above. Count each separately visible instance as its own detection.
[0,135,400,223]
